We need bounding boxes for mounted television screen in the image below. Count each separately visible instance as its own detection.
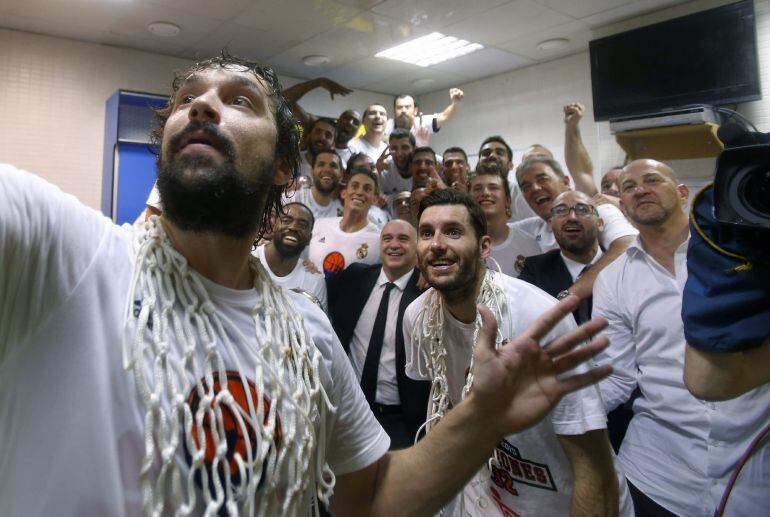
[590,0,760,122]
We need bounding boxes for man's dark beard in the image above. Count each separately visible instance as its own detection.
[272,231,307,259]
[394,113,413,129]
[313,176,338,195]
[157,122,274,239]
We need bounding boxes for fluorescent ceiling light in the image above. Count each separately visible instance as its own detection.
[376,32,483,67]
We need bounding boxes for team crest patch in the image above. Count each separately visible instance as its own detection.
[514,255,526,274]
[356,243,369,259]
[323,251,346,277]
[489,439,556,497]
[336,208,343,217]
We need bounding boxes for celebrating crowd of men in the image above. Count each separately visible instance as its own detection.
[1,52,768,517]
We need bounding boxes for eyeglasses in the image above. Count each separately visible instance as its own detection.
[550,202,596,218]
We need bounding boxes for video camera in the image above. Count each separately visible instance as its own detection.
[682,120,770,353]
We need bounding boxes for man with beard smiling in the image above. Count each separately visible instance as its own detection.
[375,128,415,197]
[513,156,637,299]
[385,90,464,147]
[404,189,631,517]
[284,148,343,219]
[253,202,327,312]
[0,53,614,516]
[298,117,336,178]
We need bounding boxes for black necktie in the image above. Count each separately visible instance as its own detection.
[576,265,592,324]
[360,282,396,404]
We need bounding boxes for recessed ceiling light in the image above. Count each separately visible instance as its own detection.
[412,78,435,88]
[536,38,569,51]
[147,21,181,38]
[302,55,330,66]
[376,32,484,67]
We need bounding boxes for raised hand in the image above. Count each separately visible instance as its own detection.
[317,78,353,100]
[563,102,585,127]
[376,146,391,174]
[449,88,464,104]
[468,297,612,437]
[414,113,431,147]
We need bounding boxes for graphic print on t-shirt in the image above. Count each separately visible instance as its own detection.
[489,439,557,498]
[183,371,283,490]
[323,251,346,278]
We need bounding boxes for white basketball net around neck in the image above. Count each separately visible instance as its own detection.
[409,270,510,435]
[122,216,335,517]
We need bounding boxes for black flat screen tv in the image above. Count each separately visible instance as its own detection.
[589,0,760,122]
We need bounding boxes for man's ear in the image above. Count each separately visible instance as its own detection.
[677,184,690,206]
[273,157,293,186]
[479,235,492,260]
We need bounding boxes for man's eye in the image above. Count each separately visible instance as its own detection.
[178,95,196,105]
[447,229,461,238]
[231,97,252,107]
[420,230,432,239]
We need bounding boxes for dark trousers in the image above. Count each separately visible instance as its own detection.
[628,479,680,517]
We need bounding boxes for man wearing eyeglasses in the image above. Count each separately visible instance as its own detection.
[513,156,637,299]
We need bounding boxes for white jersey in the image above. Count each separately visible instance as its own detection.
[0,164,389,516]
[347,136,387,164]
[384,114,438,142]
[378,160,413,196]
[307,217,381,278]
[253,245,328,312]
[511,204,638,254]
[488,223,544,277]
[404,273,632,517]
[282,187,343,220]
[367,205,390,230]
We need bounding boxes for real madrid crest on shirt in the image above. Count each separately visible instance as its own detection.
[514,254,526,274]
[356,243,369,259]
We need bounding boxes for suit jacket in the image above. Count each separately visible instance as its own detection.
[326,263,430,438]
[518,249,593,324]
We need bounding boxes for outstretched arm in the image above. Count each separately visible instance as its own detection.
[283,77,353,130]
[435,88,464,128]
[331,297,612,516]
[564,103,598,196]
[559,430,619,517]
[568,235,634,299]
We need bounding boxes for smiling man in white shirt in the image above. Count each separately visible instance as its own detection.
[592,159,770,516]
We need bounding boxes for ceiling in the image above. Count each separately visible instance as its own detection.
[0,0,694,94]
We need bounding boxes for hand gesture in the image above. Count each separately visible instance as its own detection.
[376,146,391,174]
[563,102,585,127]
[450,88,464,104]
[317,78,353,100]
[468,297,612,437]
[415,113,431,147]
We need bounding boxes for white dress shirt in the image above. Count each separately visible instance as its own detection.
[593,235,770,516]
[561,248,603,283]
[348,269,413,405]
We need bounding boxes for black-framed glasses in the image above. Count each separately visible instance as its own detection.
[550,202,596,218]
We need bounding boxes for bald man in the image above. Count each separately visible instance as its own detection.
[326,220,430,449]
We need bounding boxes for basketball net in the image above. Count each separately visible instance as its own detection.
[409,269,510,434]
[123,216,335,516]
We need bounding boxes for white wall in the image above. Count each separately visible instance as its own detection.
[0,28,389,209]
[419,0,770,195]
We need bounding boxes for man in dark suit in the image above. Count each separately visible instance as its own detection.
[519,190,634,452]
[327,219,430,449]
[518,190,604,325]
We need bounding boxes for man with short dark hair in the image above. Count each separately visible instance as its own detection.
[442,147,470,191]
[376,128,415,196]
[254,202,327,311]
[299,116,336,178]
[0,53,612,516]
[601,166,623,197]
[285,148,343,219]
[308,169,382,277]
[593,159,770,516]
[405,189,631,517]
[478,135,537,221]
[348,104,388,163]
[327,219,430,449]
[408,146,445,188]
[386,90,465,146]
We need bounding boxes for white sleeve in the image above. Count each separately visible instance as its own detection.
[403,296,431,381]
[597,204,638,250]
[0,164,112,361]
[591,266,640,412]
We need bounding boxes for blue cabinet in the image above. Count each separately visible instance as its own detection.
[101,90,168,224]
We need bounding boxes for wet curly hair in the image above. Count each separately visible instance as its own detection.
[149,50,301,240]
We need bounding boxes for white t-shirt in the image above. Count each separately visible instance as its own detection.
[346,136,387,164]
[307,217,381,278]
[367,205,390,230]
[384,114,437,142]
[282,187,343,220]
[0,164,389,516]
[403,273,632,517]
[488,223,544,277]
[511,203,638,255]
[253,245,328,312]
[378,160,413,197]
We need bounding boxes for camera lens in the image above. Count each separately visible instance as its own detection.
[743,170,770,216]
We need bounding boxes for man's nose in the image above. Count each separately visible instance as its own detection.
[188,91,221,124]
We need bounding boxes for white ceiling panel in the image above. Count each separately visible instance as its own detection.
[139,0,252,23]
[581,0,687,28]
[328,56,413,90]
[182,23,297,63]
[430,47,535,78]
[444,0,573,46]
[533,0,634,20]
[497,19,592,60]
[371,0,510,31]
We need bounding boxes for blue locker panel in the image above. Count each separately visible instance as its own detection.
[115,143,158,225]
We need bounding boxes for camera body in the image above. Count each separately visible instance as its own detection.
[713,144,770,234]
